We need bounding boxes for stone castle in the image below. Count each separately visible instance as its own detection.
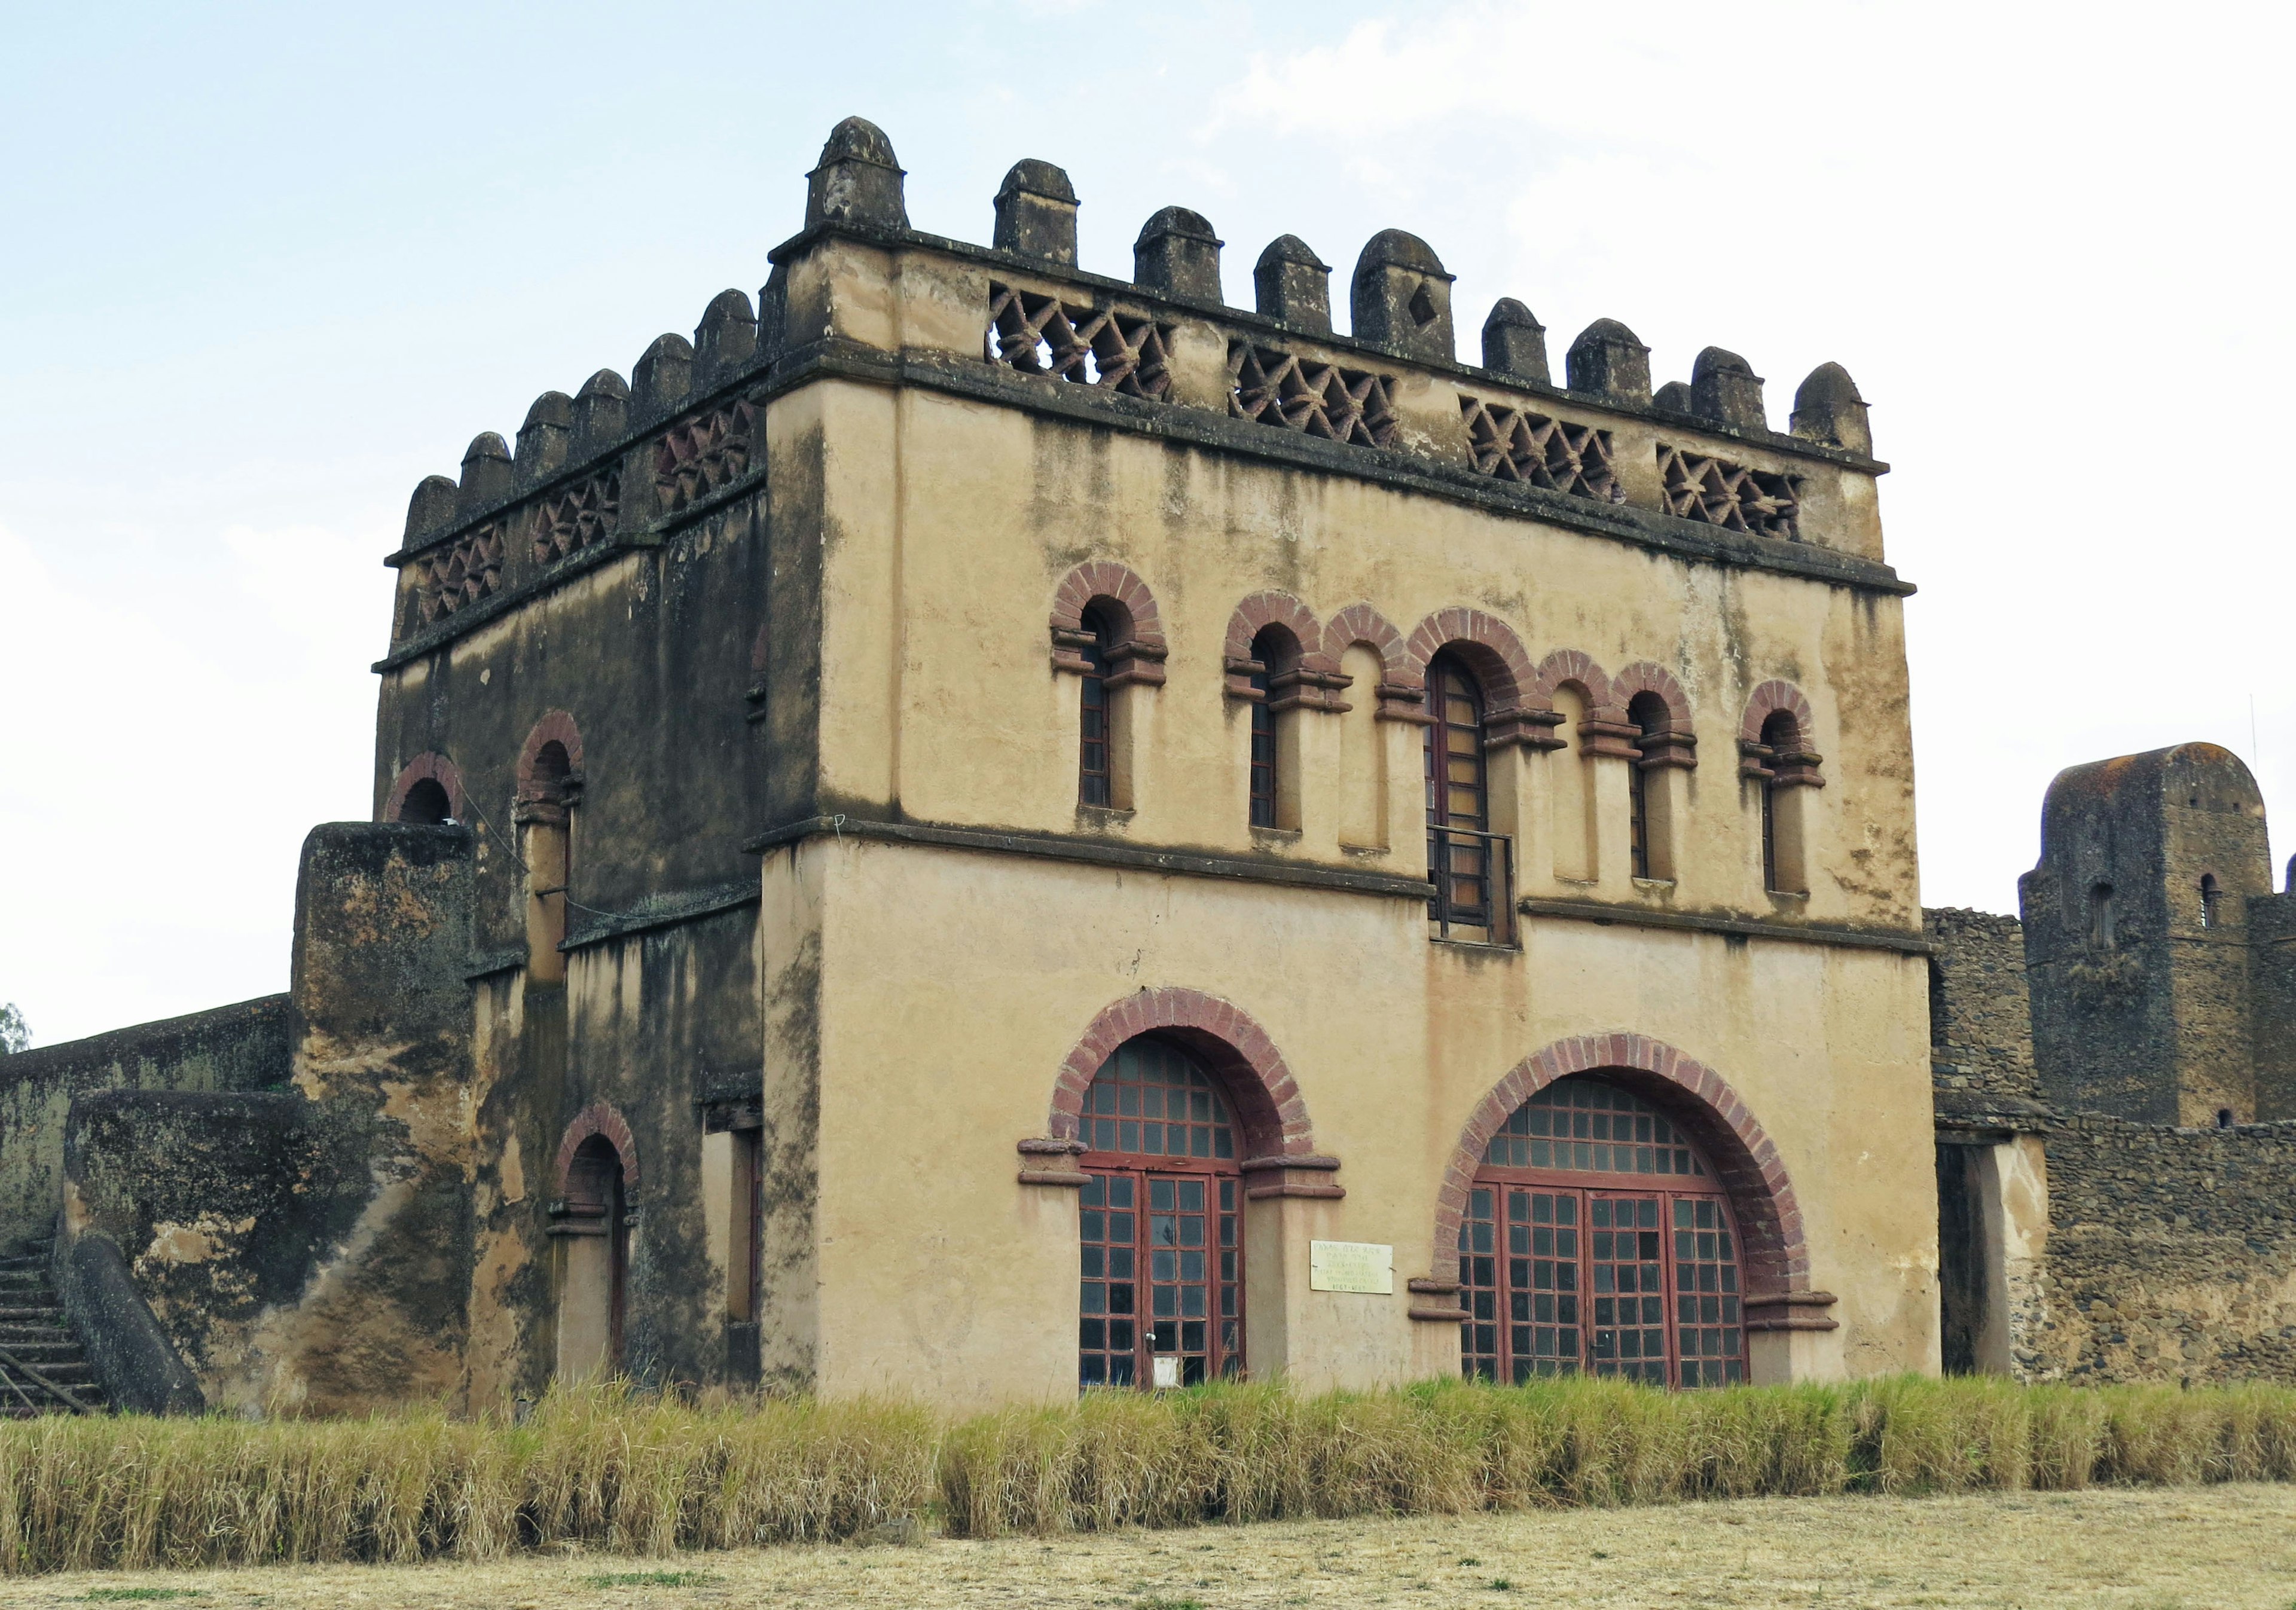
[0,117,2283,1415]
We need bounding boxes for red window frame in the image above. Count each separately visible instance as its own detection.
[1079,606,1112,807]
[1460,1079,1747,1389]
[1076,1038,1244,1389]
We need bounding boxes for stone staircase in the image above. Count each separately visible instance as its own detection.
[0,1244,105,1415]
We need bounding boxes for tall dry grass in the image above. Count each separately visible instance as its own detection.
[0,1376,2291,1574]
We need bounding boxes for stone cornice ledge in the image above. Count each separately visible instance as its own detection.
[1517,896,1929,955]
[743,815,1436,899]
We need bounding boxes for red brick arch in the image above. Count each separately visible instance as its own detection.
[1049,561,1168,684]
[1049,987,1317,1162]
[1224,591,1332,672]
[1529,648,1616,716]
[1613,662,1694,734]
[1428,1033,1809,1302]
[383,753,468,823]
[1741,679,1815,746]
[1405,608,1536,740]
[555,1101,639,1196]
[517,710,585,796]
[1323,603,1419,719]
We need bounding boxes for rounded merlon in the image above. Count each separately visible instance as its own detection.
[1692,346,1758,384]
[699,288,756,328]
[1256,233,1330,273]
[461,432,512,467]
[577,369,630,401]
[403,474,459,539]
[817,115,900,170]
[1483,297,1544,334]
[1795,360,1866,413]
[1571,317,1645,352]
[521,391,574,430]
[1352,228,1449,281]
[1136,206,1221,248]
[997,159,1076,204]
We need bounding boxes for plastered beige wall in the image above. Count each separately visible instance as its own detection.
[793,377,1917,936]
[780,836,1935,1408]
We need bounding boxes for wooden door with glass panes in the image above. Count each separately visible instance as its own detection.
[1460,1075,1747,1388]
[1076,1037,1244,1389]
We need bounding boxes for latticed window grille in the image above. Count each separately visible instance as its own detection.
[1484,1079,1709,1179]
[1657,446,1800,539]
[1229,343,1397,448]
[530,469,622,566]
[1459,398,1616,500]
[410,523,505,627]
[985,285,1173,401]
[654,399,756,514]
[1463,1076,1744,1389]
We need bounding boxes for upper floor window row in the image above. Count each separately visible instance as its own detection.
[1049,569,1829,932]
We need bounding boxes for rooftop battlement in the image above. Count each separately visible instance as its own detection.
[383,116,1892,665]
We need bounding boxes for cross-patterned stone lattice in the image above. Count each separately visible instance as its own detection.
[655,400,756,514]
[984,285,1173,401]
[530,469,622,566]
[410,523,505,629]
[1657,447,1801,539]
[1460,398,1617,500]
[1228,343,1397,448]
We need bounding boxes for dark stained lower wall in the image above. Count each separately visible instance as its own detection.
[0,995,289,1250]
[2030,1115,2296,1383]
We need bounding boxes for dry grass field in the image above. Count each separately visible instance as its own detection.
[2,1485,2292,1610]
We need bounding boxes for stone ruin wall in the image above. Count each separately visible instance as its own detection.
[1926,905,2296,1383]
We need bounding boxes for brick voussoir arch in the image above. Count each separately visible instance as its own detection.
[1403,607,1535,713]
[383,752,469,823]
[1611,662,1693,732]
[1224,591,1330,672]
[554,1101,639,1196]
[1323,603,1421,719]
[1741,679,1815,745]
[1529,647,1616,717]
[517,710,586,796]
[1049,560,1168,683]
[1048,986,1320,1162]
[1428,1033,1812,1300]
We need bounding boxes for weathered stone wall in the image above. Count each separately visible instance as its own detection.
[2249,891,2296,1121]
[0,995,288,1251]
[2025,1115,2296,1383]
[1924,908,2036,1100]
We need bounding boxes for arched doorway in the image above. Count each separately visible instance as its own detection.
[1461,1075,1746,1387]
[1076,1036,1244,1389]
[556,1132,629,1379]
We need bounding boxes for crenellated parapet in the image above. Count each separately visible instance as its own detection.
[383,115,1896,664]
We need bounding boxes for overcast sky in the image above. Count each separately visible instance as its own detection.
[4,1,2289,1046]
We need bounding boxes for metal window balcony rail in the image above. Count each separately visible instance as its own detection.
[1427,826,1514,945]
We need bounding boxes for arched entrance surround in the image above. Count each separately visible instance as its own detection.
[552,1103,638,1380]
[1421,1034,1828,1340]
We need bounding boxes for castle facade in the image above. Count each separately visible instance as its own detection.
[6,118,1938,1413]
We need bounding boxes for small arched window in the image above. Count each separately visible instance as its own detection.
[1463,1076,1743,1388]
[1626,692,1671,881]
[396,778,454,825]
[1247,625,1300,830]
[1758,710,1808,895]
[2200,873,2221,931]
[518,734,580,983]
[1076,1037,1242,1390]
[1425,652,1497,937]
[1078,605,1114,808]
[557,1133,629,1379]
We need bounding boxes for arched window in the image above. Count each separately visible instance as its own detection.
[557,1133,629,1379]
[1626,691,1671,880]
[1078,604,1114,808]
[2200,873,2221,930]
[396,778,454,824]
[517,722,583,984]
[1245,624,1303,831]
[1461,1076,1745,1388]
[1758,710,1806,894]
[1076,1037,1243,1389]
[1425,652,1497,937]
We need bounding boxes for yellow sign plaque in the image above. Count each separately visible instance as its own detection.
[1309,1240,1394,1295]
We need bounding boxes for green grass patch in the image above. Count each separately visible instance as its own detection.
[0,1376,2286,1577]
[79,1593,206,1603]
[581,1570,718,1587]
